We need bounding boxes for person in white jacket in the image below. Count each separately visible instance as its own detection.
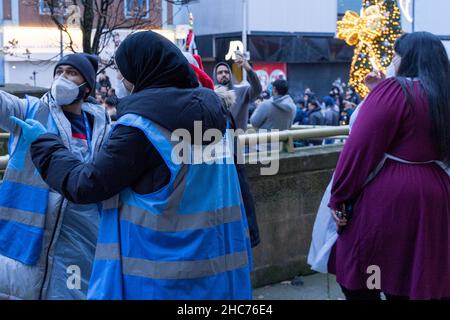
[0,53,110,300]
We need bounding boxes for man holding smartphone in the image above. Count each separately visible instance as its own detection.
[213,52,263,249]
[213,52,262,131]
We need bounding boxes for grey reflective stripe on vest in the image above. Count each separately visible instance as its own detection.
[152,120,174,143]
[34,101,51,125]
[4,169,48,189]
[123,252,248,280]
[94,243,121,260]
[0,207,46,228]
[164,164,188,215]
[102,195,120,211]
[95,243,248,280]
[120,204,242,232]
[119,162,242,232]
[4,99,50,189]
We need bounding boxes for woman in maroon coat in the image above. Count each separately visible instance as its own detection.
[329,32,450,300]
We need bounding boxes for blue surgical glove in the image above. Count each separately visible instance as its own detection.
[10,116,47,144]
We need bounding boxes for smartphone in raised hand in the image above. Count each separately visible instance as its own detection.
[234,51,244,63]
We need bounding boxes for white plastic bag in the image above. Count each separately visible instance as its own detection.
[307,179,338,273]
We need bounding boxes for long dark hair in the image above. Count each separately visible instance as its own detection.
[394,32,450,165]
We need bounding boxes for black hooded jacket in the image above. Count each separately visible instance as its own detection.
[30,31,226,204]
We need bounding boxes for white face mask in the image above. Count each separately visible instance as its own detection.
[116,78,133,98]
[386,55,401,78]
[51,76,86,106]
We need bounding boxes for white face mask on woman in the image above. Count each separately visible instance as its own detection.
[386,55,402,78]
[116,78,133,99]
[51,76,86,106]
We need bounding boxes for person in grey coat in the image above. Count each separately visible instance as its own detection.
[323,95,340,126]
[250,80,296,131]
[0,54,110,300]
[213,52,262,130]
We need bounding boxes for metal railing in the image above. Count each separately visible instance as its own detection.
[0,155,8,167]
[0,133,9,174]
[238,126,350,153]
[0,126,351,170]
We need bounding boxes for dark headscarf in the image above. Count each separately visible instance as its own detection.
[115,31,199,92]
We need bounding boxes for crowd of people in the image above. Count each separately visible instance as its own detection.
[245,79,361,148]
[94,71,119,121]
[94,54,360,143]
[249,79,360,130]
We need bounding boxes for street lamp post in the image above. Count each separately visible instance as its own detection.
[242,0,248,81]
[60,22,64,58]
[32,71,37,87]
[412,0,416,32]
[59,8,66,59]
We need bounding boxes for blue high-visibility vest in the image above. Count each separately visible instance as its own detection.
[88,114,252,300]
[0,96,57,265]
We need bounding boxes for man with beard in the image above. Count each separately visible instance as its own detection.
[214,54,262,248]
[213,53,262,130]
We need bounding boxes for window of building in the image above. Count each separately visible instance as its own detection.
[39,0,69,16]
[39,0,49,15]
[3,0,12,20]
[124,0,150,19]
[338,0,362,16]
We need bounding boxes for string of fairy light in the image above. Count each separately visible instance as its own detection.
[337,0,402,97]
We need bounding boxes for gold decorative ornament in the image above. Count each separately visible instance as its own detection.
[336,0,402,97]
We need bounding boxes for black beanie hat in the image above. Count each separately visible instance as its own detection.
[54,53,99,94]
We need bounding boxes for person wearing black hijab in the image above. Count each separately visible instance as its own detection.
[24,31,253,300]
[30,31,227,202]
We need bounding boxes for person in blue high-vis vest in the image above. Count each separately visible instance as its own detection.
[21,31,253,300]
[0,53,111,299]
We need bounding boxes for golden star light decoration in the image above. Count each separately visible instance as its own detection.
[337,0,402,97]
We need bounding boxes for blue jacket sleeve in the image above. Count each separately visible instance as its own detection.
[30,125,169,204]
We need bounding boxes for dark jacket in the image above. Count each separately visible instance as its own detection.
[308,107,325,126]
[30,87,226,204]
[294,108,306,125]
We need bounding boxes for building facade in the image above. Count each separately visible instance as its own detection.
[2,0,450,90]
[174,0,450,98]
[400,0,450,53]
[1,0,174,88]
[174,0,354,98]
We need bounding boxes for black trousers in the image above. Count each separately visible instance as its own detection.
[340,285,450,300]
[340,285,409,301]
[236,163,260,248]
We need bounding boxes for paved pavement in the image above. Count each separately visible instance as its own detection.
[253,273,345,300]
